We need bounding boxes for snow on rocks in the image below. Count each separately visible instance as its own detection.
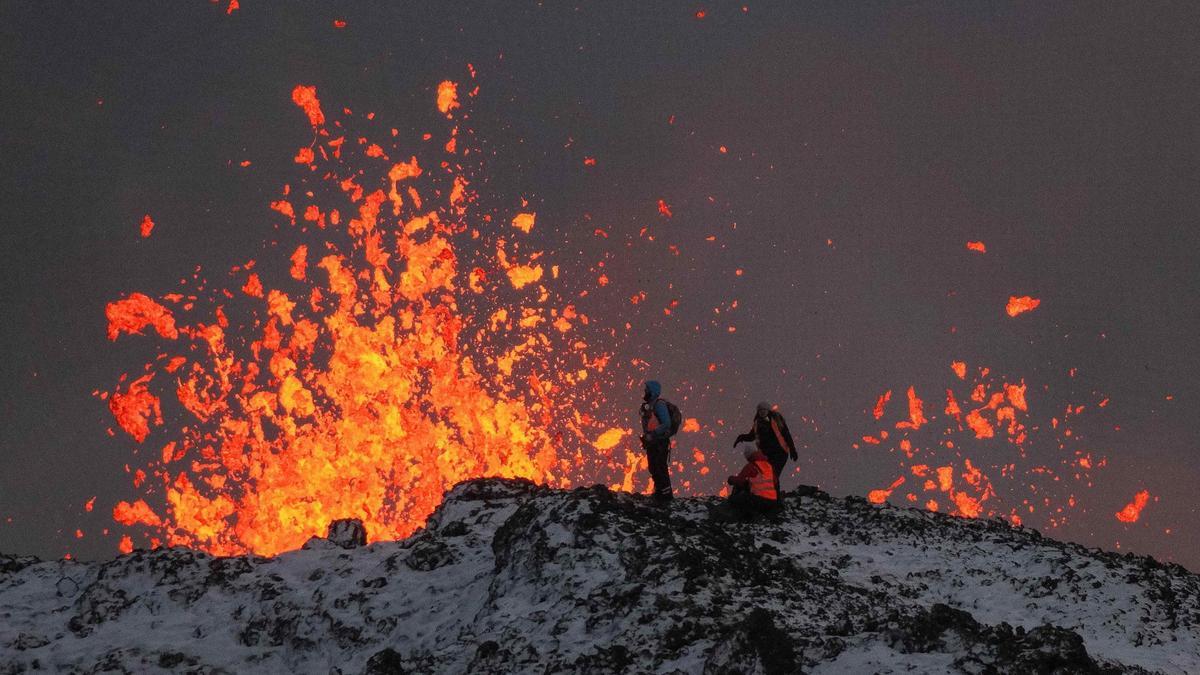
[1,478,1198,674]
[328,519,368,550]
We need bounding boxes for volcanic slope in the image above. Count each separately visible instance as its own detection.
[2,479,1197,674]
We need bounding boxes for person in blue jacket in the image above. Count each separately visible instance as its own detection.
[639,380,674,503]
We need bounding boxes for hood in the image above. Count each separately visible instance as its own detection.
[643,380,662,402]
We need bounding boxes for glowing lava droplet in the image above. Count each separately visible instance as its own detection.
[1116,490,1150,523]
[1006,295,1041,317]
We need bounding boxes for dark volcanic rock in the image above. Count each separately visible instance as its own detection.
[404,537,455,572]
[328,518,368,549]
[1,478,1197,673]
[363,647,406,674]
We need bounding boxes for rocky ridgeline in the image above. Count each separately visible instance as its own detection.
[2,479,1198,674]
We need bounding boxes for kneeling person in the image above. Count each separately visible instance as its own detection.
[725,442,780,519]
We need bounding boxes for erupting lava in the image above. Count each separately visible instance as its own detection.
[1116,489,1151,523]
[101,76,630,556]
[1006,295,1041,317]
[861,362,1112,529]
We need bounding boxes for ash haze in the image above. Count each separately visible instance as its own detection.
[0,2,1197,569]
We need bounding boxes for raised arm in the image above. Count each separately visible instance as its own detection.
[727,461,758,487]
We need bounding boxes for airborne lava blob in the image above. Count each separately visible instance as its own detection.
[102,77,631,556]
[861,362,1111,529]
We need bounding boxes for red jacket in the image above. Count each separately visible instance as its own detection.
[727,451,778,500]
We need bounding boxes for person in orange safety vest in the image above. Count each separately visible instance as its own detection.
[721,441,781,520]
[734,401,797,495]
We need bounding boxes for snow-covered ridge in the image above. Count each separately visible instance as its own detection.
[2,479,1197,674]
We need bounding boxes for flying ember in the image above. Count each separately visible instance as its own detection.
[860,361,1111,529]
[102,76,632,556]
[1116,489,1151,523]
[1006,295,1041,317]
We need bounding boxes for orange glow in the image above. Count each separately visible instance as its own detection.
[966,241,986,253]
[106,294,179,341]
[1006,295,1041,317]
[109,374,161,443]
[953,491,982,518]
[681,418,701,433]
[868,476,905,504]
[895,386,926,430]
[861,360,1106,524]
[965,409,995,439]
[506,264,544,289]
[1116,490,1150,523]
[436,80,459,116]
[945,391,964,417]
[657,199,673,218]
[242,273,264,298]
[593,428,629,451]
[139,214,155,238]
[1005,382,1028,411]
[113,499,162,527]
[936,466,954,492]
[873,390,891,420]
[102,81,624,556]
[290,85,325,126]
[511,212,536,233]
[289,245,308,280]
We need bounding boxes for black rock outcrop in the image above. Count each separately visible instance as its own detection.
[1,479,1196,673]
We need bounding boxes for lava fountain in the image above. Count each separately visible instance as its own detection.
[101,74,631,556]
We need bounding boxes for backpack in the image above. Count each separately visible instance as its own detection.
[659,398,683,437]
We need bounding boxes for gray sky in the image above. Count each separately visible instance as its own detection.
[1,2,1197,568]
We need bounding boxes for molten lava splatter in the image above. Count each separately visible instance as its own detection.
[1006,295,1041,317]
[1116,490,1150,523]
[858,361,1110,528]
[872,390,891,420]
[139,215,155,238]
[966,241,986,253]
[436,81,459,116]
[291,85,325,127]
[102,77,628,556]
[105,294,179,341]
[108,374,162,444]
[868,476,905,504]
[895,386,926,430]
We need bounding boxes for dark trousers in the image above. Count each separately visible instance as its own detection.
[766,452,787,493]
[728,486,779,519]
[645,439,672,499]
